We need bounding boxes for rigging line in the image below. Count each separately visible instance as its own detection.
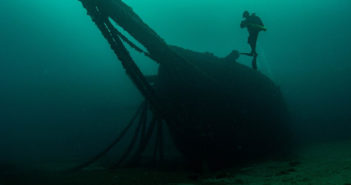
[103,19,165,115]
[85,4,166,119]
[155,120,164,162]
[81,1,217,119]
[101,13,156,96]
[111,102,148,168]
[107,20,156,62]
[103,1,219,87]
[81,1,151,98]
[68,101,145,172]
[112,22,219,90]
[158,122,164,161]
[103,1,220,88]
[84,3,164,116]
[152,120,161,163]
[140,102,148,140]
[127,116,158,166]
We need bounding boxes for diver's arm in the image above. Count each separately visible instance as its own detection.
[257,18,266,31]
[259,20,264,27]
[240,20,247,28]
[257,17,264,26]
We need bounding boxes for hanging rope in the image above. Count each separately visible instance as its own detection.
[76,0,221,169]
[107,21,156,62]
[125,116,158,167]
[79,0,165,118]
[69,101,145,172]
[153,120,164,165]
[110,102,148,168]
[71,1,169,170]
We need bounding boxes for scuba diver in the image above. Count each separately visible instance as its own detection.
[240,11,266,70]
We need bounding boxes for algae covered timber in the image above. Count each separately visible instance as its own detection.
[73,0,292,170]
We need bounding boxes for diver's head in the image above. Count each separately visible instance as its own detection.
[243,11,250,18]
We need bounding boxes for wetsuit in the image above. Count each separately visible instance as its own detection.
[240,14,264,56]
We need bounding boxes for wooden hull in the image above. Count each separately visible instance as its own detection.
[156,46,291,168]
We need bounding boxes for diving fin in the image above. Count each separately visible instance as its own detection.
[240,52,253,56]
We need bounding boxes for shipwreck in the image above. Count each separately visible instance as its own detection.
[73,0,291,170]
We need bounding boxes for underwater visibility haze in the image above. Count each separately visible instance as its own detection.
[0,0,351,184]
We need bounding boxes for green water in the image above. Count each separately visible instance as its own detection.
[0,0,351,184]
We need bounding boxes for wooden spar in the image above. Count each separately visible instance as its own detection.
[78,0,169,116]
[95,0,177,63]
[80,0,217,89]
[98,0,169,63]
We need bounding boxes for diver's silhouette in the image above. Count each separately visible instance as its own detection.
[240,11,266,70]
